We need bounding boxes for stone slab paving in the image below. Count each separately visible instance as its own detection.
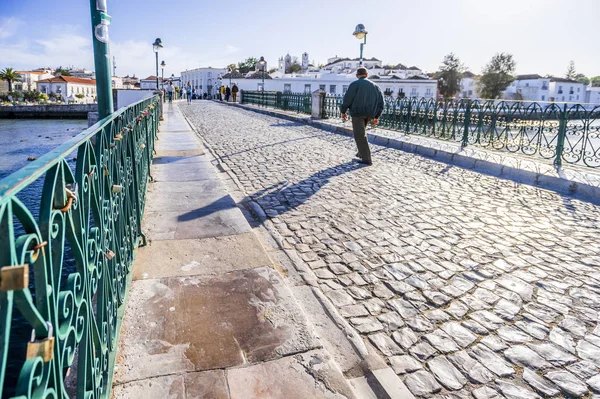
[182,101,600,398]
[114,102,356,398]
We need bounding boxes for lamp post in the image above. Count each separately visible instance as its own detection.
[152,38,163,90]
[89,0,114,118]
[217,74,223,100]
[352,24,368,67]
[258,56,266,107]
[227,67,232,87]
[160,60,166,90]
[258,56,266,90]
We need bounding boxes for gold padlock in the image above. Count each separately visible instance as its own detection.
[105,249,115,260]
[26,322,54,362]
[0,264,29,292]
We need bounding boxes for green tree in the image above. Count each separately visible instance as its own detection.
[226,63,237,71]
[55,66,72,76]
[574,73,589,85]
[477,53,516,99]
[286,63,302,73]
[0,67,22,92]
[237,57,258,74]
[591,76,600,87]
[565,61,576,80]
[434,53,465,99]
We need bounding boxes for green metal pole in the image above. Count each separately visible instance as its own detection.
[155,53,159,91]
[89,0,114,119]
[461,100,472,147]
[554,103,568,170]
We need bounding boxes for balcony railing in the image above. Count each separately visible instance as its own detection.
[0,95,160,397]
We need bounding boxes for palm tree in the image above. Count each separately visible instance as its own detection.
[0,68,22,92]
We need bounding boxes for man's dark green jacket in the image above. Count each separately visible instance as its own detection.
[340,77,385,118]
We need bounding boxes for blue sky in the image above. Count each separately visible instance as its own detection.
[1,0,599,79]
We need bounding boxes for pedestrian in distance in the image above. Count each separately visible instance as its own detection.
[166,81,174,102]
[231,83,239,103]
[340,66,384,166]
[225,85,231,102]
[186,81,192,103]
[220,85,225,101]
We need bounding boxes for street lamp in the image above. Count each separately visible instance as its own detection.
[258,56,266,91]
[160,60,166,92]
[227,67,232,87]
[352,24,368,67]
[217,74,223,100]
[152,38,163,90]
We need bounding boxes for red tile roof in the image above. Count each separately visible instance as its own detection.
[37,76,96,85]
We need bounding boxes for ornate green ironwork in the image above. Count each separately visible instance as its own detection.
[241,91,311,116]
[324,95,600,168]
[0,95,160,398]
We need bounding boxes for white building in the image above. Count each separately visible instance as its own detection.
[585,86,600,104]
[69,68,96,79]
[122,75,140,89]
[504,74,551,102]
[459,72,478,99]
[111,76,124,89]
[180,67,227,95]
[14,70,54,91]
[139,76,164,90]
[549,78,586,103]
[36,76,97,103]
[322,56,383,72]
[231,71,437,100]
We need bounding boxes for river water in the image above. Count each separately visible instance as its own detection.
[0,119,87,397]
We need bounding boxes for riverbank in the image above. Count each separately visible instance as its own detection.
[0,103,97,118]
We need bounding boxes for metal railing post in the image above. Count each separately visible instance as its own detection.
[461,100,472,148]
[89,0,114,119]
[554,103,568,170]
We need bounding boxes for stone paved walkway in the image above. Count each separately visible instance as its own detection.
[182,101,600,399]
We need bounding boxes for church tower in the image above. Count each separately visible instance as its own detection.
[302,52,309,72]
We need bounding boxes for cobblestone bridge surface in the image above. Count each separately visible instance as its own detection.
[181,102,600,399]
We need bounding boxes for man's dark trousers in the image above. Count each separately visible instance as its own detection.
[351,116,372,162]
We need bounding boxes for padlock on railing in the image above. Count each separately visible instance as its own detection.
[105,249,115,260]
[26,322,54,362]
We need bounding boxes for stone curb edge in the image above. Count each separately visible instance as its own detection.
[220,101,600,206]
[179,105,413,399]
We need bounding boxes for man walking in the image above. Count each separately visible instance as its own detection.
[231,83,239,102]
[340,67,384,165]
[166,82,174,102]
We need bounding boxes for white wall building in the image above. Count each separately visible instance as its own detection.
[140,76,164,90]
[232,72,437,100]
[549,78,586,103]
[69,68,96,79]
[181,67,227,95]
[14,71,54,91]
[585,87,600,104]
[504,74,551,102]
[111,76,124,89]
[36,76,97,103]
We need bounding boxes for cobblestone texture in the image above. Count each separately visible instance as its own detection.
[181,102,600,398]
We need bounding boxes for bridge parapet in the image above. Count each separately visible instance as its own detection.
[0,95,160,398]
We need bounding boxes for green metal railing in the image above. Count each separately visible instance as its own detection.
[324,95,600,168]
[0,95,160,398]
[241,91,311,115]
